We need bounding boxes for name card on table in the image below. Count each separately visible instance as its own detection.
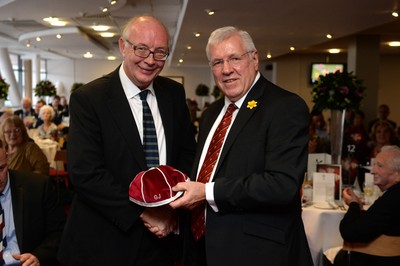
[313,172,335,203]
[315,164,342,201]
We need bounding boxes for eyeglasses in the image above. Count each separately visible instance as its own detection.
[210,51,252,70]
[125,39,169,61]
[3,128,22,135]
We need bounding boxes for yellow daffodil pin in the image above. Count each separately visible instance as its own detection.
[247,100,257,110]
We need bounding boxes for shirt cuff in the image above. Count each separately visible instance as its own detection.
[205,182,219,212]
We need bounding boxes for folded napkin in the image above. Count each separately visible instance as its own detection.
[129,165,188,207]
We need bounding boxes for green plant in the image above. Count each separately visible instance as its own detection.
[195,83,210,96]
[0,76,9,99]
[311,70,365,111]
[34,80,57,97]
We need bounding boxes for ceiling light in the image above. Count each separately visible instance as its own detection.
[50,20,67,26]
[26,41,30,48]
[100,6,108,12]
[107,55,116,60]
[109,0,117,5]
[100,32,115,38]
[179,59,184,63]
[56,34,62,39]
[93,25,109,31]
[36,37,41,42]
[266,52,272,59]
[205,9,215,16]
[290,46,295,51]
[392,11,399,17]
[186,45,192,50]
[326,34,332,39]
[328,48,340,54]
[43,16,58,22]
[194,32,200,37]
[388,41,400,47]
[83,52,93,58]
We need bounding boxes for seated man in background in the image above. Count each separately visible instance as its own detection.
[336,145,400,266]
[0,140,65,265]
[13,97,35,129]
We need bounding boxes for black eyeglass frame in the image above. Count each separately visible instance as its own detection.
[125,39,169,61]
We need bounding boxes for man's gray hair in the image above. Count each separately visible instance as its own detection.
[381,145,400,171]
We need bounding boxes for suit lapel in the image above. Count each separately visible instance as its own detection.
[216,78,265,173]
[153,78,173,164]
[9,171,24,249]
[104,69,147,169]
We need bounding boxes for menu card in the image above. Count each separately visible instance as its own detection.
[313,172,335,203]
[315,164,342,200]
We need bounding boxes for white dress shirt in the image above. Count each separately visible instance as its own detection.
[119,63,166,166]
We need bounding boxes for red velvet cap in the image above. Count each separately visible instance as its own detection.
[129,165,188,207]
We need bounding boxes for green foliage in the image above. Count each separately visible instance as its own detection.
[34,80,57,97]
[311,70,365,111]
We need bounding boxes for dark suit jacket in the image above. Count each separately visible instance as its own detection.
[58,66,196,265]
[14,108,36,118]
[9,170,66,266]
[186,75,313,266]
[339,183,400,265]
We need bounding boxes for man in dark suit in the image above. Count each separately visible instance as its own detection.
[337,145,400,266]
[170,27,313,265]
[57,15,196,265]
[13,97,36,129]
[0,143,65,266]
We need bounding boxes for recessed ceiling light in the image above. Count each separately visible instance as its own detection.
[194,32,200,37]
[328,48,340,54]
[179,59,184,63]
[56,34,62,39]
[36,37,41,42]
[26,41,31,48]
[43,16,58,22]
[388,41,400,47]
[186,45,192,50]
[326,34,333,39]
[290,46,295,51]
[100,6,108,12]
[109,0,117,5]
[205,9,215,15]
[93,25,109,31]
[83,52,93,58]
[100,32,114,37]
[107,55,117,60]
[50,20,67,26]
[266,52,272,59]
[392,11,399,17]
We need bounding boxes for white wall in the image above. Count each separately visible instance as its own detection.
[46,53,400,128]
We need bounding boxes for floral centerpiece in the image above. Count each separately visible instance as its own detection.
[311,70,365,111]
[34,80,57,97]
[311,70,366,167]
[0,76,9,99]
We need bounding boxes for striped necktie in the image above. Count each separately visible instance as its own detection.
[0,200,6,262]
[139,90,159,169]
[191,103,237,241]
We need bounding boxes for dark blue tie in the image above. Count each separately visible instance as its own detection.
[139,90,159,169]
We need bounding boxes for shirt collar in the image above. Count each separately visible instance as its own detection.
[224,72,260,109]
[119,63,156,100]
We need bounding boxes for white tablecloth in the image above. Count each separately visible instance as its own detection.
[302,205,346,266]
[35,138,58,169]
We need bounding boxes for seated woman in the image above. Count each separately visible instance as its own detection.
[0,115,49,175]
[366,120,397,163]
[37,105,59,141]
